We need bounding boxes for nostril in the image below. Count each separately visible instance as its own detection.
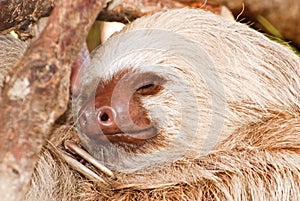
[97,106,116,126]
[100,112,109,122]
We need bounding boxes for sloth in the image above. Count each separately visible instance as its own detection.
[1,8,300,201]
[0,34,28,88]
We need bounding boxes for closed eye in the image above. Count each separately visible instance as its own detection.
[139,83,154,90]
[136,83,162,96]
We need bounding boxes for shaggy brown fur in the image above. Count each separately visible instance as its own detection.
[1,9,300,201]
[0,34,27,87]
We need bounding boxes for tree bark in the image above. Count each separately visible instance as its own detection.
[0,0,105,200]
[0,0,227,39]
[0,0,54,39]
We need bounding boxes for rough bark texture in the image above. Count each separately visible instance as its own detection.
[0,0,105,200]
[0,0,54,39]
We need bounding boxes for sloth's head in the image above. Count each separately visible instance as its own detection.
[73,8,300,173]
[73,24,226,173]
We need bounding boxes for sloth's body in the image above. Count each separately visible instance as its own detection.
[2,9,300,201]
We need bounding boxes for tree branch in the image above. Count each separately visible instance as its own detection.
[0,0,106,200]
[0,0,227,39]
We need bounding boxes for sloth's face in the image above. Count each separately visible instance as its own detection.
[77,69,174,153]
[72,23,221,172]
[74,63,209,173]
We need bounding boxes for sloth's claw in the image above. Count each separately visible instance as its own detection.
[64,140,115,179]
[61,151,109,185]
[61,140,115,185]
